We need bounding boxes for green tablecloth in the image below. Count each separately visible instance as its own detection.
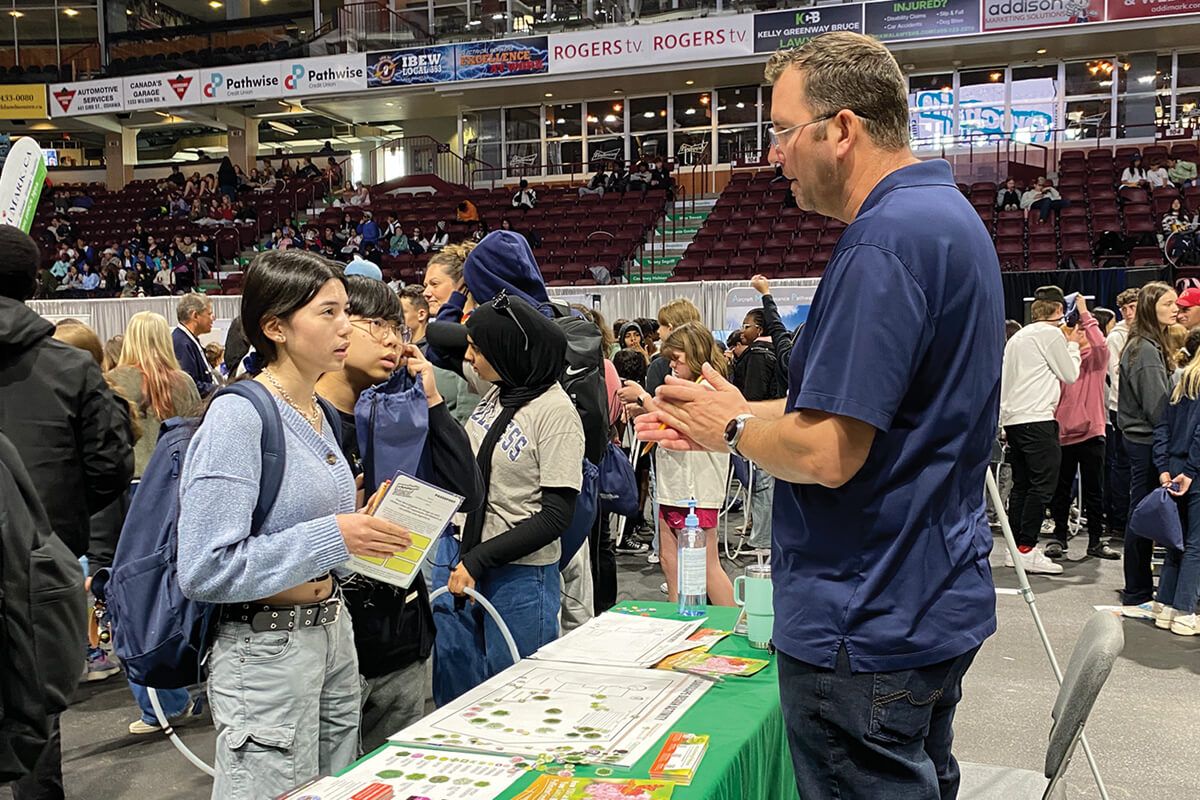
[346,602,799,800]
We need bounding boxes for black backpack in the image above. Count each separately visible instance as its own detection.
[0,432,86,783]
[548,300,608,466]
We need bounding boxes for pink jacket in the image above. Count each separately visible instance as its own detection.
[1055,312,1109,446]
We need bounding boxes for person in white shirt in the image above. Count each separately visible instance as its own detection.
[1000,290,1085,574]
[1105,287,1139,537]
[1120,155,1149,195]
[1147,160,1171,189]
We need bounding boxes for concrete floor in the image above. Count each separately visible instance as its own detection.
[3,520,1197,800]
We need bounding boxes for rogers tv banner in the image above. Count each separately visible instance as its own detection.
[1107,0,1200,18]
[984,0,1104,29]
[548,16,753,75]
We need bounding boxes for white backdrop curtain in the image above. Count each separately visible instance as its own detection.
[27,279,822,345]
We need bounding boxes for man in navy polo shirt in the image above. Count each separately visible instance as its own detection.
[638,32,1003,799]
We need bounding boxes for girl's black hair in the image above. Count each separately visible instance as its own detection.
[345,274,401,322]
[240,250,346,364]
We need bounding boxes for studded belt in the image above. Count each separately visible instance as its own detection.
[224,596,342,633]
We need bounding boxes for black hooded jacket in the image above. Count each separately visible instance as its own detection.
[0,297,134,556]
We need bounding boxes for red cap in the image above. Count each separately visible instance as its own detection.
[1179,288,1200,308]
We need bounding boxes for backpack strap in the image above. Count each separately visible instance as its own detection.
[213,381,286,532]
[316,395,343,451]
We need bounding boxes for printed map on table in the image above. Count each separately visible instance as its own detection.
[531,612,705,668]
[390,660,711,768]
[334,747,530,799]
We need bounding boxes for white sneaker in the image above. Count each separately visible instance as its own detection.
[1119,602,1157,620]
[647,552,660,565]
[1006,545,1064,575]
[1155,603,1177,629]
[659,582,668,595]
[1170,613,1199,636]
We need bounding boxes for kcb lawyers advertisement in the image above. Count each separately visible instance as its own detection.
[754,6,865,52]
[455,38,548,81]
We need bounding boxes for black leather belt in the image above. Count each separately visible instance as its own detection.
[225,597,342,633]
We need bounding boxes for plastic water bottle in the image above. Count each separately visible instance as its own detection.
[677,499,707,616]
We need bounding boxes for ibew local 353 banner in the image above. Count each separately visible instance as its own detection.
[123,70,202,109]
[366,45,456,87]
[754,6,864,52]
[548,17,752,74]
[50,78,122,118]
[282,54,368,96]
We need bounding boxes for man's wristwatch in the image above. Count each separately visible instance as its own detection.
[723,413,754,456]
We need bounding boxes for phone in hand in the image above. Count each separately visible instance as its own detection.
[1064,292,1081,328]
[1171,481,1181,493]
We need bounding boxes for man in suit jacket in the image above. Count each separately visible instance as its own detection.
[173,293,216,397]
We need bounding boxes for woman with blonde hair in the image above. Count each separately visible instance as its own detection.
[652,321,734,606]
[106,311,206,733]
[109,312,204,476]
[422,240,477,317]
[1152,326,1200,635]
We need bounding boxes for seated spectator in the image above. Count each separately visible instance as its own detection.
[234,200,256,222]
[357,211,380,250]
[607,162,629,194]
[579,168,607,198]
[169,193,190,217]
[996,177,1022,211]
[325,157,342,186]
[429,221,450,252]
[410,226,430,255]
[51,247,72,279]
[154,261,176,293]
[341,231,362,255]
[512,179,537,210]
[326,224,347,252]
[628,161,652,192]
[277,157,294,177]
[60,264,83,291]
[166,164,186,189]
[349,182,371,206]
[648,156,674,197]
[471,221,488,242]
[457,199,479,223]
[1168,155,1199,188]
[1021,176,1068,224]
[382,213,400,240]
[1120,155,1150,195]
[303,228,322,252]
[1147,159,1171,189]
[389,226,410,255]
[80,262,100,292]
[1163,198,1196,235]
[298,156,322,180]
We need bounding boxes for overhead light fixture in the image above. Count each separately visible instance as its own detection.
[1036,48,1047,54]
[612,89,621,94]
[700,95,709,105]
[125,7,132,13]
[556,117,564,124]
[642,111,655,119]
[62,7,78,15]
[385,101,394,107]
[612,103,621,112]
[491,12,504,19]
[990,72,1001,81]
[685,80,694,85]
[735,102,744,109]
[8,10,22,17]
[685,108,695,115]
[209,0,222,7]
[544,92,553,97]
[269,120,298,135]
[603,114,617,123]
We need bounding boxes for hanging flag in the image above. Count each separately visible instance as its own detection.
[0,136,47,233]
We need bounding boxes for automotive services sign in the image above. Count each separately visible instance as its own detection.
[49,78,123,117]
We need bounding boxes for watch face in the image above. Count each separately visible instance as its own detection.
[724,417,740,443]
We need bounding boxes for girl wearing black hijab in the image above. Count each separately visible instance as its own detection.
[447,292,584,678]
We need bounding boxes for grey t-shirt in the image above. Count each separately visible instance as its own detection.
[466,383,585,567]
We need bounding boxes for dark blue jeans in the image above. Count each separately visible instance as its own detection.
[778,644,981,800]
[1123,439,1158,605]
[1157,472,1200,613]
[1105,412,1130,532]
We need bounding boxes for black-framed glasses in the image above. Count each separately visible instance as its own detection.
[351,318,411,343]
[492,290,530,352]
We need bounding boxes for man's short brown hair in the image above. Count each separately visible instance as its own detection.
[1117,288,1140,307]
[764,31,909,151]
[1031,299,1062,321]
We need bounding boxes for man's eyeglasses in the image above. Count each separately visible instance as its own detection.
[352,318,412,344]
[492,290,530,352]
[767,111,872,150]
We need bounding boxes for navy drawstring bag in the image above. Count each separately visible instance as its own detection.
[598,441,638,518]
[1128,487,1185,551]
[356,368,432,492]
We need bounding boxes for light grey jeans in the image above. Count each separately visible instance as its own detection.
[748,464,775,550]
[206,609,361,800]
[360,658,427,754]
